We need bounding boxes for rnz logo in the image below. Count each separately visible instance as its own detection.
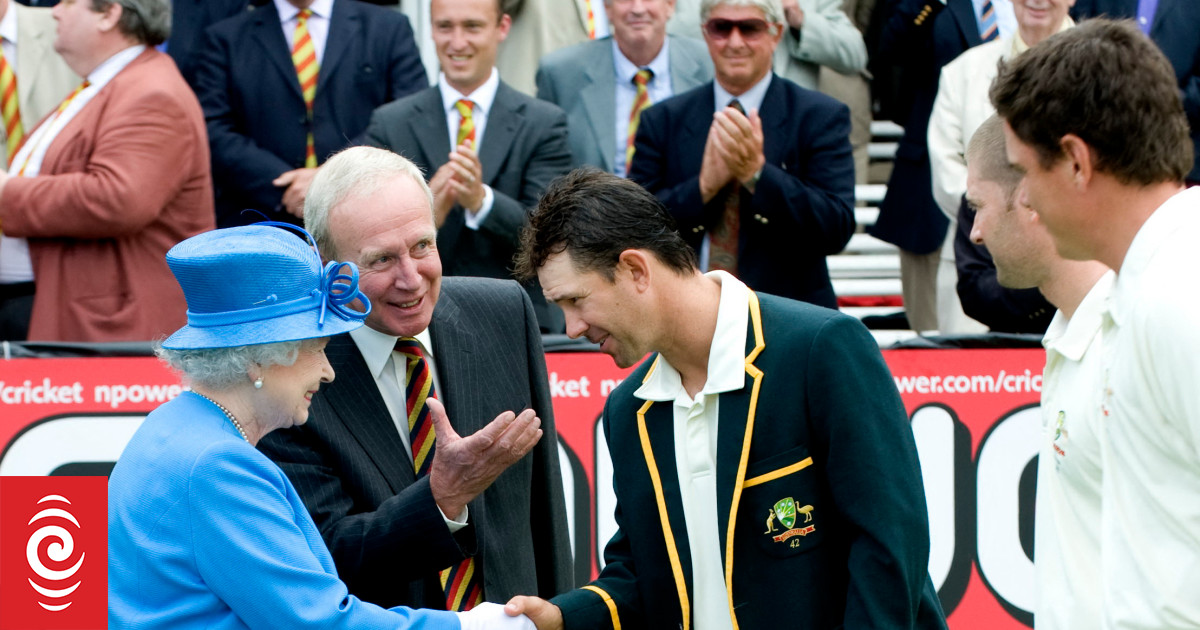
[27,494,86,612]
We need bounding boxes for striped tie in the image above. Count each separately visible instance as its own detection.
[16,81,89,176]
[395,338,484,611]
[625,68,653,172]
[586,0,596,39]
[0,46,23,166]
[455,99,475,148]
[709,99,745,274]
[979,0,998,42]
[291,8,319,168]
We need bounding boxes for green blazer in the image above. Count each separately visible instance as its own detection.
[554,292,947,630]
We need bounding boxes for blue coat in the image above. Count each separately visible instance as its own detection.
[194,0,428,226]
[108,393,460,630]
[552,292,947,630]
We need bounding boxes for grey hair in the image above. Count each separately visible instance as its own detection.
[305,146,434,261]
[91,0,171,46]
[700,0,784,30]
[155,341,302,390]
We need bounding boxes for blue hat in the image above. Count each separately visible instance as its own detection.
[161,224,370,350]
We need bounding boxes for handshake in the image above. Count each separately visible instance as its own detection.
[456,598,560,630]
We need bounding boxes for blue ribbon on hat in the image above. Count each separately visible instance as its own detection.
[185,222,371,329]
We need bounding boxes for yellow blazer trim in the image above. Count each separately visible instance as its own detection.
[636,397,691,630]
[581,585,622,630]
[743,457,813,488]
[724,291,766,630]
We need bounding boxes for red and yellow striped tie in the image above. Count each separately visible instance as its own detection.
[625,68,653,171]
[454,99,475,148]
[291,8,319,168]
[395,338,484,611]
[16,81,89,176]
[0,46,24,166]
[586,1,597,39]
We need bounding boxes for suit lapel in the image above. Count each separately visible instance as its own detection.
[478,82,522,185]
[318,0,355,96]
[759,77,789,166]
[715,292,766,627]
[634,363,696,629]
[253,3,304,101]
[948,0,984,47]
[322,334,416,492]
[412,88,453,170]
[580,47,616,172]
[426,286,485,437]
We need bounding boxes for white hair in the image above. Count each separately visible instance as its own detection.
[155,341,302,390]
[700,0,784,30]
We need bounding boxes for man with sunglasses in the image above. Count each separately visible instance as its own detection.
[627,0,856,310]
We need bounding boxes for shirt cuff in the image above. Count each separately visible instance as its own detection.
[463,185,495,230]
[440,503,469,533]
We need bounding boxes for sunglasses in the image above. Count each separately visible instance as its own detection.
[703,18,772,41]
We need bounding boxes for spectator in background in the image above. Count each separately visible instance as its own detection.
[817,0,876,185]
[867,0,994,332]
[494,0,592,95]
[928,0,1072,333]
[991,19,1199,627]
[195,0,427,227]
[1070,0,1200,186]
[0,0,213,342]
[258,146,573,612]
[364,0,571,332]
[630,0,855,309]
[964,114,1110,629]
[165,0,247,87]
[0,0,78,340]
[536,0,713,178]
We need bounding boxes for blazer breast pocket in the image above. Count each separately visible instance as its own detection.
[740,445,824,559]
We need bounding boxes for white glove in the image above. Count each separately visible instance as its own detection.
[456,602,536,630]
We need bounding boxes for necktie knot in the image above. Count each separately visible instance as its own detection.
[728,98,746,115]
[455,99,474,118]
[395,336,425,361]
[297,8,313,23]
[633,68,653,87]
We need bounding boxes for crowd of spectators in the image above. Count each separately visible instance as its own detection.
[0,0,1195,342]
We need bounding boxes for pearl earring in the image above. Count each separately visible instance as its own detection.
[254,378,263,389]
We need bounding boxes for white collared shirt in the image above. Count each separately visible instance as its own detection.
[697,73,773,272]
[348,324,467,529]
[612,38,672,178]
[634,270,748,630]
[1034,270,1112,630]
[273,0,333,65]
[1099,186,1200,629]
[0,4,17,68]
[1,45,144,285]
[438,68,500,229]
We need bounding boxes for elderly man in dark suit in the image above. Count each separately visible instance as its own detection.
[194,0,428,227]
[364,0,571,331]
[506,169,946,630]
[258,146,573,611]
[535,0,713,177]
[628,0,855,309]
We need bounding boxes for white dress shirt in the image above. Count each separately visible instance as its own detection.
[349,323,468,529]
[1099,186,1200,629]
[633,270,749,630]
[612,38,672,178]
[273,0,333,64]
[438,68,500,230]
[1034,271,1112,630]
[1,45,143,285]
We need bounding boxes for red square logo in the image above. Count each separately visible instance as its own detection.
[0,477,107,630]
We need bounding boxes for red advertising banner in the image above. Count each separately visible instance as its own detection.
[0,349,1045,629]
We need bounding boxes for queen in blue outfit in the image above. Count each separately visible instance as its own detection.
[107,225,532,630]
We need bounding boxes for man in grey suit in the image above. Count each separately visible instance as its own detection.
[535,0,712,177]
[363,0,571,332]
[258,146,573,610]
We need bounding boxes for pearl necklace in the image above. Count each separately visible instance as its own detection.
[193,391,250,443]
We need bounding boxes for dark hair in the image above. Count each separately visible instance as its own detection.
[990,18,1192,185]
[515,168,698,281]
[91,0,171,46]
